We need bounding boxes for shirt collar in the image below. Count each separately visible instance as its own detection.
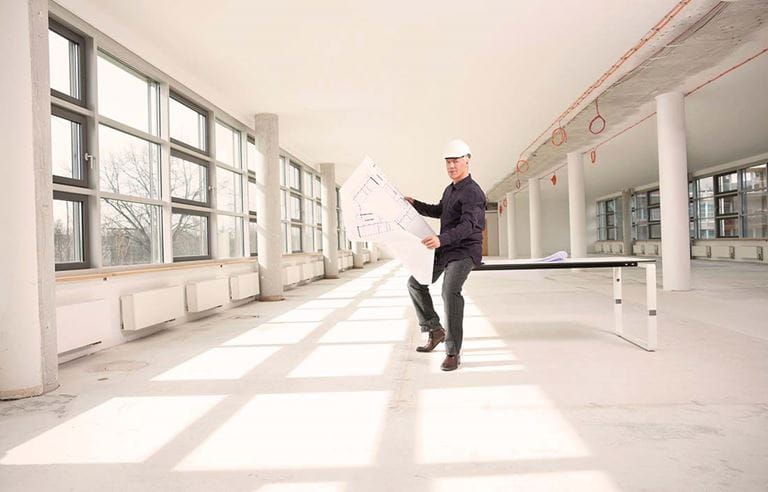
[452,174,472,190]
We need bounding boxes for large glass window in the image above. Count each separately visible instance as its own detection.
[98,125,161,199]
[694,176,715,239]
[216,167,242,212]
[170,93,207,153]
[248,178,258,215]
[288,162,301,190]
[742,164,767,238]
[172,210,209,260]
[597,197,621,241]
[53,192,88,270]
[100,198,162,266]
[715,171,739,238]
[97,53,159,136]
[51,106,87,187]
[247,137,261,175]
[170,151,208,206]
[217,215,243,259]
[215,121,241,168]
[249,219,258,257]
[48,21,85,105]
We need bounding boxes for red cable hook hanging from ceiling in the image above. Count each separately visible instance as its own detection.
[551,121,567,146]
[516,159,530,174]
[589,148,597,164]
[589,98,606,134]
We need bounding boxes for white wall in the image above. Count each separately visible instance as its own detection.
[485,211,499,256]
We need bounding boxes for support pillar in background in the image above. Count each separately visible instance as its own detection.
[505,191,517,259]
[369,243,379,263]
[352,242,365,268]
[567,152,587,258]
[254,113,284,300]
[528,178,542,258]
[320,163,339,278]
[656,92,691,291]
[621,189,632,256]
[0,0,58,399]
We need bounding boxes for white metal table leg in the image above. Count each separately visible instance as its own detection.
[643,263,658,351]
[612,267,623,336]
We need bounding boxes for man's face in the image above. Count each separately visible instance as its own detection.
[445,156,469,181]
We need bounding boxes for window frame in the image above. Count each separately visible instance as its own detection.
[48,19,87,107]
[170,149,211,208]
[169,91,210,155]
[51,104,89,188]
[171,207,211,262]
[53,190,90,271]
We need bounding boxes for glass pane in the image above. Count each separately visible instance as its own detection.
[98,54,159,135]
[698,176,714,197]
[598,201,606,214]
[315,202,322,225]
[688,181,694,198]
[745,191,768,215]
[648,190,660,206]
[51,114,82,180]
[282,223,289,253]
[280,190,287,220]
[315,228,323,252]
[635,193,648,209]
[49,29,80,99]
[291,224,302,252]
[53,199,84,264]
[172,213,208,258]
[101,199,162,266]
[289,163,301,190]
[303,171,313,196]
[598,216,606,228]
[607,228,616,240]
[170,154,207,204]
[649,207,661,222]
[99,125,160,199]
[290,194,302,221]
[631,225,637,241]
[717,172,738,193]
[637,225,649,240]
[305,197,313,225]
[314,176,322,199]
[304,225,314,252]
[606,214,615,227]
[697,198,714,218]
[698,219,715,239]
[688,201,694,218]
[689,220,695,239]
[216,167,242,212]
[743,165,767,192]
[249,220,258,255]
[247,139,261,174]
[598,229,606,240]
[744,214,768,238]
[217,215,243,258]
[718,217,739,237]
[170,97,206,151]
[606,200,615,213]
[717,195,738,215]
[215,121,241,168]
[649,223,661,239]
[248,180,258,213]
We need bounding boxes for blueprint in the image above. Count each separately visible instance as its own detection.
[340,156,435,284]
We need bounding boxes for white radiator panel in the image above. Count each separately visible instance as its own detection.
[313,261,324,277]
[594,243,603,253]
[121,286,184,331]
[186,278,229,312]
[633,244,644,255]
[712,245,733,259]
[230,272,260,300]
[285,265,301,284]
[735,246,762,260]
[691,245,710,257]
[611,243,623,254]
[56,299,108,353]
[301,263,314,281]
[646,244,659,256]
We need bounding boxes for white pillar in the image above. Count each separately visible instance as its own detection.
[254,113,284,300]
[505,191,517,258]
[656,92,691,291]
[1,0,58,399]
[528,178,542,258]
[352,241,365,268]
[320,163,339,278]
[567,152,587,258]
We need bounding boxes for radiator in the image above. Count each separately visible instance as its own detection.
[594,243,603,253]
[56,299,108,353]
[633,244,644,255]
[313,260,324,277]
[284,264,301,284]
[186,278,229,312]
[229,272,260,300]
[691,245,710,257]
[735,246,763,260]
[301,262,314,281]
[611,243,623,254]
[646,244,659,256]
[121,286,184,331]
[712,245,734,259]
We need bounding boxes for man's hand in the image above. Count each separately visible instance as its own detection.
[422,235,440,250]
[404,196,414,205]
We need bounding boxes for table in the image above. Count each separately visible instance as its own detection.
[473,257,658,351]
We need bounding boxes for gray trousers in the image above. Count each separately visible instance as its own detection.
[407,257,474,355]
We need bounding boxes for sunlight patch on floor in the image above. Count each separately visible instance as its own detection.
[222,322,320,346]
[152,346,280,381]
[288,344,394,378]
[319,319,408,343]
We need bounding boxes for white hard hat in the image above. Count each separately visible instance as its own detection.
[442,139,471,159]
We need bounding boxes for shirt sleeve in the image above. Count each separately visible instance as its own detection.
[412,199,443,218]
[437,189,485,246]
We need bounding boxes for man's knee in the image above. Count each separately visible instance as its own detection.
[407,276,423,292]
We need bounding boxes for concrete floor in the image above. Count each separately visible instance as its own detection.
[1,259,767,491]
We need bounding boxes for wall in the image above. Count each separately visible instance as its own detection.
[485,211,499,256]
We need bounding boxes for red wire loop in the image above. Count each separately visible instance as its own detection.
[551,125,567,146]
[589,100,606,134]
[589,148,597,164]
[516,159,530,174]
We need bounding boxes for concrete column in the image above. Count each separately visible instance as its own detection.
[320,163,339,278]
[1,0,58,399]
[505,191,517,259]
[254,113,284,300]
[528,178,542,258]
[567,153,587,258]
[352,242,365,268]
[621,189,632,256]
[656,92,691,291]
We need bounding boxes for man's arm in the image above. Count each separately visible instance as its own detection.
[437,190,485,246]
[405,196,443,218]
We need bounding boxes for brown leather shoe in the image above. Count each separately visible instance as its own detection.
[416,328,445,352]
[440,354,460,371]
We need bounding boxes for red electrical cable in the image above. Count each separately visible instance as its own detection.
[589,98,606,134]
[589,148,597,164]
[516,159,530,174]
[551,123,567,146]
[686,47,768,96]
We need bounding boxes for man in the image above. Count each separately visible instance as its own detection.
[404,139,486,371]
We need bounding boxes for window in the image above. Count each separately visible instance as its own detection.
[172,209,209,261]
[216,167,242,213]
[97,53,159,136]
[694,176,715,239]
[48,20,85,106]
[170,151,209,206]
[249,219,258,257]
[248,178,258,215]
[288,162,301,190]
[215,121,241,168]
[217,215,243,259]
[742,164,767,238]
[51,106,88,187]
[53,192,88,270]
[98,124,161,199]
[246,137,261,176]
[715,171,739,237]
[170,93,207,153]
[100,198,162,266]
[597,197,621,241]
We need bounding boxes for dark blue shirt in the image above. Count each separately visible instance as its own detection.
[412,174,486,268]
